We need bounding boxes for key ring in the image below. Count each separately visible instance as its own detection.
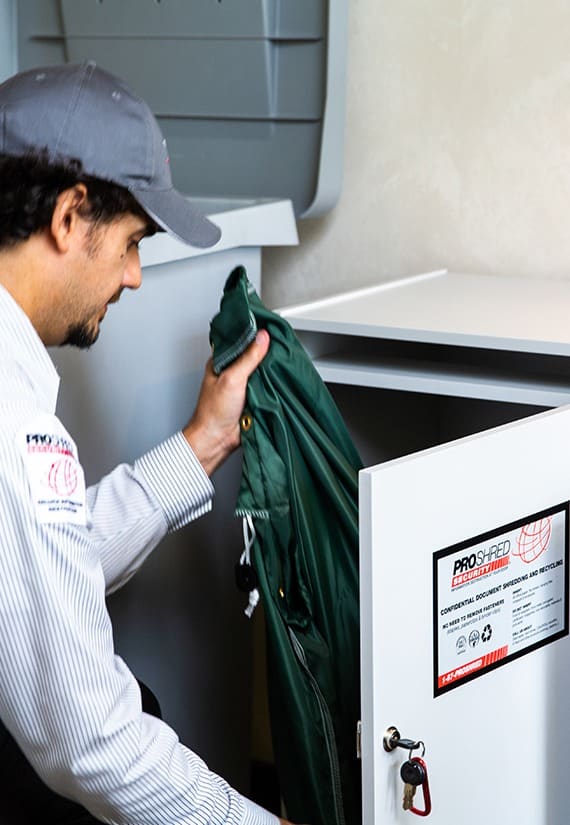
[408,740,426,759]
[409,755,432,817]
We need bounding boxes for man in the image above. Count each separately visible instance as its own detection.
[0,62,292,825]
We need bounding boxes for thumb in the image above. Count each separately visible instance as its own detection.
[231,329,270,378]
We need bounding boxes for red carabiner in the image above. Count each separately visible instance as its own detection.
[410,756,432,816]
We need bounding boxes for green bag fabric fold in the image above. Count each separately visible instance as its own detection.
[210,266,362,825]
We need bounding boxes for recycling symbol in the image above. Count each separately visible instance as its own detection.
[482,624,492,643]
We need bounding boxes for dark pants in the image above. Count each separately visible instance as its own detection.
[0,682,162,825]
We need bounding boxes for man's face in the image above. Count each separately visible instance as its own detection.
[61,212,151,349]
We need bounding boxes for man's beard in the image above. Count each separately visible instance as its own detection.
[61,320,100,349]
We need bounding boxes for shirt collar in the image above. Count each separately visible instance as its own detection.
[0,284,60,413]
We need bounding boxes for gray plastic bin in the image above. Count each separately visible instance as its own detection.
[15,0,347,216]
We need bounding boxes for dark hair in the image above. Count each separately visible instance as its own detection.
[0,151,154,249]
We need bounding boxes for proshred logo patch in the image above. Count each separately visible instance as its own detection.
[451,540,511,588]
[17,415,86,526]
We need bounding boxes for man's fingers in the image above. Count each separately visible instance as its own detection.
[230,329,270,378]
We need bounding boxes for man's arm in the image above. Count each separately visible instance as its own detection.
[88,432,214,592]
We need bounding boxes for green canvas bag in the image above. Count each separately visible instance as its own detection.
[210,267,362,825]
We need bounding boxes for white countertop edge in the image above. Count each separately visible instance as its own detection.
[276,269,448,316]
[140,198,298,269]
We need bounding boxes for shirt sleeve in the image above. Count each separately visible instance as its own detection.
[0,437,277,825]
[87,431,215,592]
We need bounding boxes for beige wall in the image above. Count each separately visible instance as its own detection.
[264,1,570,309]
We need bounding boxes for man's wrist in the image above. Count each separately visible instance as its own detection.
[182,419,239,477]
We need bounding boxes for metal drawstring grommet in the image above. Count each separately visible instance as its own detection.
[240,413,253,432]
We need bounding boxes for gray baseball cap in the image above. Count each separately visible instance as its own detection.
[0,61,221,248]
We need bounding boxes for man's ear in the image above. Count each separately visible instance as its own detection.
[50,183,89,253]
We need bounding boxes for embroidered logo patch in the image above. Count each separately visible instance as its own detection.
[17,415,86,525]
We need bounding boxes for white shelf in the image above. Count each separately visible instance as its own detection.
[280,270,570,356]
[279,270,570,406]
[312,352,570,406]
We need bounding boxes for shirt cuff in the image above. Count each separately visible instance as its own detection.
[135,432,215,531]
[241,798,281,825]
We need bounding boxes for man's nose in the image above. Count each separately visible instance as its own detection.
[124,249,143,290]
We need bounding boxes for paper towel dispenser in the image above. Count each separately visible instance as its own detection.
[14,0,348,217]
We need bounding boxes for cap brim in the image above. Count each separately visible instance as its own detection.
[131,187,221,248]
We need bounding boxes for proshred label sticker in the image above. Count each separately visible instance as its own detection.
[17,415,87,526]
[433,503,568,696]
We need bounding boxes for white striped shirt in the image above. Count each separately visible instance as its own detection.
[0,284,278,825]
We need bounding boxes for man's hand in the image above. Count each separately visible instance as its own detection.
[183,330,270,476]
